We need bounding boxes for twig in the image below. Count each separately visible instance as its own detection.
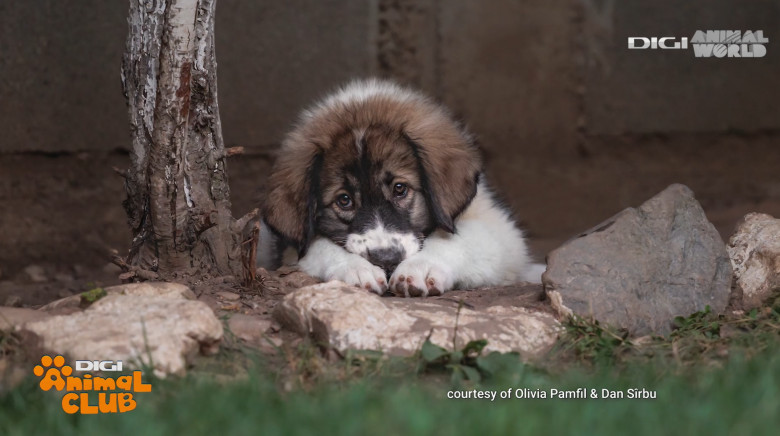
[225,146,244,157]
[110,250,160,281]
[240,220,261,288]
[112,166,128,178]
[452,299,464,351]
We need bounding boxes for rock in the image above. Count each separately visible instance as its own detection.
[40,281,196,312]
[275,266,319,289]
[275,281,560,360]
[728,213,780,310]
[53,273,75,283]
[543,184,732,336]
[216,291,241,301]
[105,282,198,299]
[22,282,222,377]
[3,295,22,307]
[22,265,47,283]
[227,314,272,345]
[0,307,50,331]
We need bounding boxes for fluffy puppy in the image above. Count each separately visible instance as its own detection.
[258,79,543,296]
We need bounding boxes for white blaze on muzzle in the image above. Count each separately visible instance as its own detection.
[345,222,421,274]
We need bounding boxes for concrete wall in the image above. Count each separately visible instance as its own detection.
[1,0,778,275]
[0,1,128,153]
[582,0,780,134]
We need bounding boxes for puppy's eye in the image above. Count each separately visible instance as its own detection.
[393,182,408,198]
[335,193,354,210]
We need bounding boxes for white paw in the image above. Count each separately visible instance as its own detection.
[389,255,455,297]
[323,256,388,295]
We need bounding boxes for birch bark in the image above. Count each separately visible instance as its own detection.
[120,0,257,281]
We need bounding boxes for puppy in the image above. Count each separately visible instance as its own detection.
[258,79,543,296]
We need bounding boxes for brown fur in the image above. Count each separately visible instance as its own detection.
[263,89,482,252]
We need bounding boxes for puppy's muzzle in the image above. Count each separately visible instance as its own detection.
[366,247,404,277]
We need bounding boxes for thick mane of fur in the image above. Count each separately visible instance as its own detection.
[263,78,482,249]
[291,79,474,152]
[259,79,542,292]
[303,79,432,121]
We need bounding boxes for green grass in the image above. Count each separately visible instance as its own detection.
[2,293,780,435]
[2,349,780,435]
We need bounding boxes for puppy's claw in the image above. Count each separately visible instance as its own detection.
[407,284,426,298]
[426,277,442,296]
[389,256,454,298]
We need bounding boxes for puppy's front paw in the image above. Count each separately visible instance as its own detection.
[389,256,455,297]
[324,257,387,295]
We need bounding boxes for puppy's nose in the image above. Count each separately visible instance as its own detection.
[366,248,404,276]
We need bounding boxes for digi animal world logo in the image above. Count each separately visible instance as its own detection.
[628,30,768,58]
[33,355,152,414]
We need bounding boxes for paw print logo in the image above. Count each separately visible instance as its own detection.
[32,355,72,391]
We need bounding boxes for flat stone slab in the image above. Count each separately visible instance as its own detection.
[22,282,222,377]
[728,213,780,310]
[543,184,732,335]
[274,281,561,360]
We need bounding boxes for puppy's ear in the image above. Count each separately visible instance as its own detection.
[262,144,323,255]
[404,127,481,233]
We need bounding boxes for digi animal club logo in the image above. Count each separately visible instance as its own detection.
[628,30,768,58]
[33,355,152,414]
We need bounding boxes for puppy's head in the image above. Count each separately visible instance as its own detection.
[263,79,481,275]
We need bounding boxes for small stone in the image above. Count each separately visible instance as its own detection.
[543,184,732,336]
[216,291,240,301]
[256,335,284,354]
[23,265,47,283]
[219,303,241,311]
[227,314,271,345]
[0,307,50,331]
[54,273,75,283]
[3,295,22,307]
[728,213,780,310]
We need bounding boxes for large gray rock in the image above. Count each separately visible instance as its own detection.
[275,281,560,360]
[543,184,732,335]
[728,213,780,310]
[22,282,222,377]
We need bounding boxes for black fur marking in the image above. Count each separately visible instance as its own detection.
[261,219,287,269]
[448,171,480,220]
[403,133,455,234]
[300,152,324,256]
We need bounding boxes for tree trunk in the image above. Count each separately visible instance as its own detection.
[120,0,257,282]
